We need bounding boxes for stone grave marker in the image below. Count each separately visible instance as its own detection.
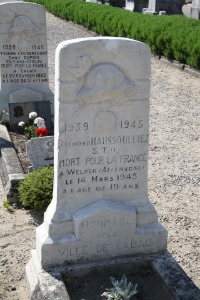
[36,37,167,267]
[125,0,135,11]
[125,0,148,12]
[145,0,157,13]
[182,2,192,17]
[0,2,53,113]
[191,0,200,18]
[26,136,54,170]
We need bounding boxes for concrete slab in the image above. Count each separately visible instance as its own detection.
[0,124,25,203]
[26,250,200,300]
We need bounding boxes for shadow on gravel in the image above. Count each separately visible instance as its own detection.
[26,208,44,226]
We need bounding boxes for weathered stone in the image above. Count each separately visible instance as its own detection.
[0,2,53,113]
[26,136,54,169]
[0,124,25,203]
[26,251,200,300]
[36,37,167,267]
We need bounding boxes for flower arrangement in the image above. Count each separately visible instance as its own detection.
[18,111,48,139]
[36,127,49,137]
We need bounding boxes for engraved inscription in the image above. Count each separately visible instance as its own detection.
[81,217,133,229]
[0,47,48,85]
[9,15,40,39]
[59,112,148,195]
[56,238,154,258]
[0,13,48,87]
[94,111,116,133]
[76,63,135,105]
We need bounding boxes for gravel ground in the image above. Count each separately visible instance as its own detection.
[0,10,199,300]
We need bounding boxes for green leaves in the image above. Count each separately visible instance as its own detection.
[102,274,137,300]
[24,125,38,139]
[25,0,200,69]
[18,166,53,211]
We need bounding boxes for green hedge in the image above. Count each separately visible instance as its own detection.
[18,166,53,211]
[26,0,200,69]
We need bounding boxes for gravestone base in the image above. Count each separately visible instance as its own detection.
[143,10,158,14]
[36,199,167,267]
[26,250,200,300]
[36,222,167,267]
[26,250,67,300]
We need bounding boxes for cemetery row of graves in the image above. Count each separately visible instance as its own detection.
[26,0,200,69]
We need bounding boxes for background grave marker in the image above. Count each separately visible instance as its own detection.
[26,136,54,170]
[0,2,53,114]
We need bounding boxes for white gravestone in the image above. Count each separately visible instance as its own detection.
[191,0,200,18]
[26,136,54,170]
[147,0,157,13]
[36,37,167,267]
[0,2,53,112]
[125,0,149,12]
[125,0,135,11]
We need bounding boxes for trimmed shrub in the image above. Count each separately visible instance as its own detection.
[25,0,200,69]
[18,166,53,211]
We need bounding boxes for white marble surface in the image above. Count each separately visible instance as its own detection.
[36,37,167,266]
[125,0,135,11]
[0,1,53,112]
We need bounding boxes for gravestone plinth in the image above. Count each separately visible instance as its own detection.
[144,0,185,14]
[0,2,53,113]
[36,37,167,267]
